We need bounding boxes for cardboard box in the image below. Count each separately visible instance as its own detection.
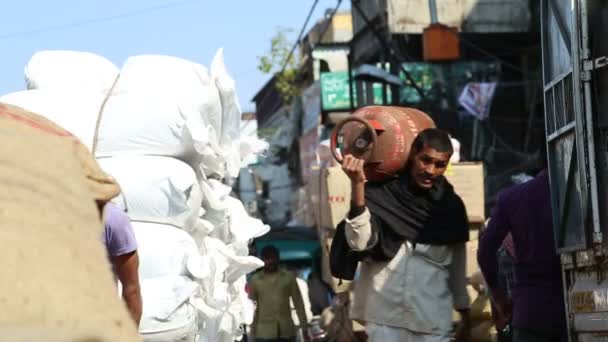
[308,166,352,230]
[466,229,480,278]
[444,162,485,224]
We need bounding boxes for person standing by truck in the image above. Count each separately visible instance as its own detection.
[340,128,471,342]
[477,149,567,342]
[249,245,309,342]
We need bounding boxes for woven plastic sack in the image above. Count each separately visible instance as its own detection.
[0,89,105,151]
[211,48,241,178]
[25,50,120,94]
[94,55,222,171]
[0,103,136,341]
[225,196,270,243]
[139,276,199,339]
[115,54,222,138]
[132,222,200,279]
[97,156,203,230]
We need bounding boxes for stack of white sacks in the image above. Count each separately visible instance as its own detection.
[1,49,270,341]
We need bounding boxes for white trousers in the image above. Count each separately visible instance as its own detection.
[366,323,451,342]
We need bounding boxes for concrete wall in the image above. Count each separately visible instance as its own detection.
[387,0,531,33]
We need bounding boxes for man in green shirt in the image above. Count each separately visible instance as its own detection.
[250,245,309,342]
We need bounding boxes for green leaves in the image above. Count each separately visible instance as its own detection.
[257,27,302,104]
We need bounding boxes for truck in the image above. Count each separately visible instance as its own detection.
[541,0,608,340]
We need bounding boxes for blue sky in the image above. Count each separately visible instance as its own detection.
[0,0,347,112]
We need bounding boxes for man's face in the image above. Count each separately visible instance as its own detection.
[409,145,452,189]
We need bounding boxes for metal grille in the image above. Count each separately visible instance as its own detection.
[564,74,574,123]
[546,88,556,133]
[545,73,575,134]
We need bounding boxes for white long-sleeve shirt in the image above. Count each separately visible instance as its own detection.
[345,208,470,336]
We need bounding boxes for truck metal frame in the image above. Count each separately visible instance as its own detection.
[542,0,608,340]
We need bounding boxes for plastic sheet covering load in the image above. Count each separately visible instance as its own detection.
[0,103,139,341]
[97,156,203,231]
[25,50,120,94]
[0,90,104,151]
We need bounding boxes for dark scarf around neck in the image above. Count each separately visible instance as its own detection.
[364,173,469,259]
[329,172,470,281]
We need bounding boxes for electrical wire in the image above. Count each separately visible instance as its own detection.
[316,0,344,45]
[351,0,426,99]
[456,33,526,74]
[0,0,197,40]
[280,0,321,73]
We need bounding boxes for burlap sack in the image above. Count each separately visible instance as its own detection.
[0,103,139,341]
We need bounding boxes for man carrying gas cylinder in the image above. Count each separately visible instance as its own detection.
[333,127,471,342]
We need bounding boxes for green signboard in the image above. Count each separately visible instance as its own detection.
[399,61,499,103]
[320,71,392,111]
[320,72,352,111]
[400,63,438,103]
[320,62,499,111]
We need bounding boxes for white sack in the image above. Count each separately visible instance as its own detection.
[225,196,270,244]
[141,321,197,342]
[94,55,223,169]
[220,277,255,334]
[200,179,232,211]
[224,255,264,284]
[206,209,230,242]
[192,279,254,342]
[200,237,263,285]
[0,89,103,150]
[94,91,216,165]
[114,55,222,145]
[228,277,256,326]
[239,136,269,165]
[211,48,241,178]
[139,276,199,336]
[200,237,232,283]
[187,218,216,248]
[199,151,227,179]
[132,222,200,279]
[97,156,203,230]
[195,298,238,342]
[25,50,120,94]
[115,55,221,132]
[229,241,251,257]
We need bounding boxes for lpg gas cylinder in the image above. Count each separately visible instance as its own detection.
[330,106,435,182]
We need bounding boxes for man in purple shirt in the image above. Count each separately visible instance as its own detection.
[99,201,142,326]
[477,155,567,341]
